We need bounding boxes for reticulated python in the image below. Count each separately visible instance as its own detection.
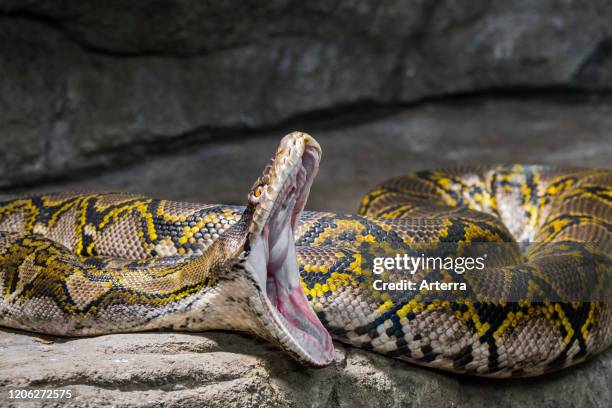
[0,132,610,377]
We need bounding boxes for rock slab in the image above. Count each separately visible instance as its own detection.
[0,329,610,407]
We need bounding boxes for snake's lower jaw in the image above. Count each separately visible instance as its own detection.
[244,231,335,366]
[240,133,334,366]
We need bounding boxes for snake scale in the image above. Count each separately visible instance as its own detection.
[0,132,610,377]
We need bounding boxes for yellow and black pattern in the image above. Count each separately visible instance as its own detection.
[0,164,611,377]
[0,194,250,335]
[294,165,611,376]
[0,193,244,258]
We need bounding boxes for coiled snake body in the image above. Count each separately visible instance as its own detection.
[0,133,610,377]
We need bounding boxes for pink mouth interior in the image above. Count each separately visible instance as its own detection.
[261,145,334,365]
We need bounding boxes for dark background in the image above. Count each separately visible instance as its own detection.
[0,1,611,407]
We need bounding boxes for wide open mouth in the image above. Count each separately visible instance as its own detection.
[245,133,334,366]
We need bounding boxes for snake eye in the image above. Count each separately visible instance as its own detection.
[250,184,266,203]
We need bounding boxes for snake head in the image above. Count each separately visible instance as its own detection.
[226,131,334,366]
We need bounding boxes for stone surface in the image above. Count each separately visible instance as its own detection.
[2,1,612,186]
[0,329,610,407]
[0,98,611,407]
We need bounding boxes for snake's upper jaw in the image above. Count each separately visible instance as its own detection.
[242,132,335,366]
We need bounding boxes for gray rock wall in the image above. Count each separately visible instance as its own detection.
[1,0,612,188]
